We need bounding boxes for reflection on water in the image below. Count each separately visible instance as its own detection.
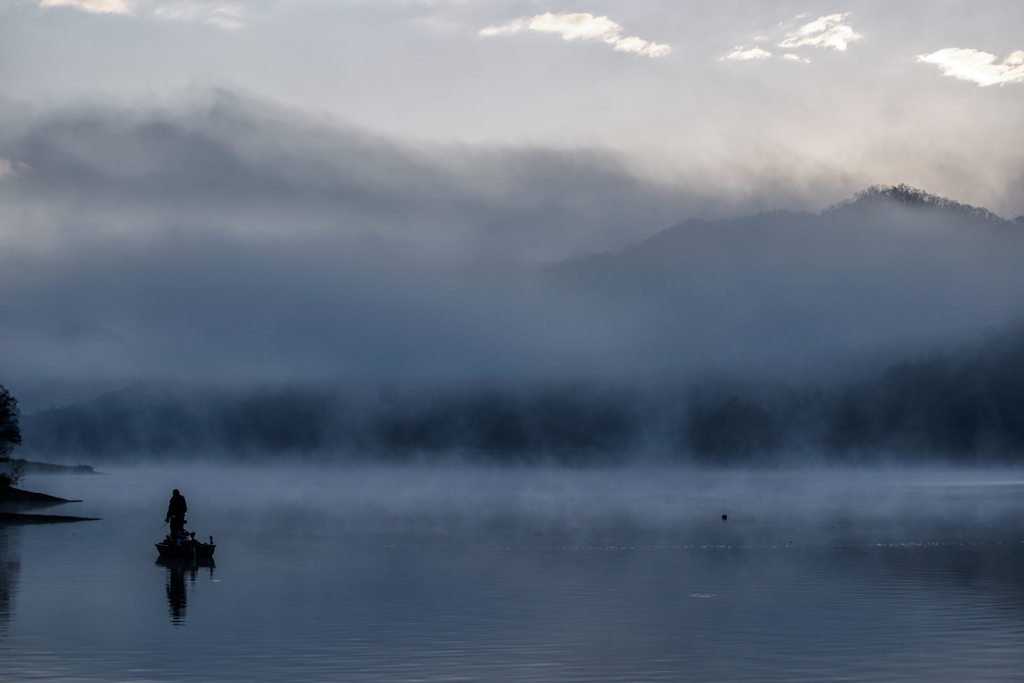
[156,556,215,625]
[0,527,19,634]
[3,466,1024,682]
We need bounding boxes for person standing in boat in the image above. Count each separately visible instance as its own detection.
[166,489,187,540]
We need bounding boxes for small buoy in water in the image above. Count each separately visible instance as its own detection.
[722,514,727,521]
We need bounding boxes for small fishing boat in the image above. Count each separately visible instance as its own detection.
[156,530,216,558]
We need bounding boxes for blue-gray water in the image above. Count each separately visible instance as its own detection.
[3,466,1024,682]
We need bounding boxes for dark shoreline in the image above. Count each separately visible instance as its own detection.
[0,486,99,524]
[0,479,92,525]
[21,460,99,475]
[0,511,100,525]
[0,486,81,507]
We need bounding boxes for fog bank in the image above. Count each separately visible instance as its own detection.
[17,318,1024,465]
[3,100,1024,420]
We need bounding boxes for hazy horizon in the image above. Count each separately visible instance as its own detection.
[2,0,1023,449]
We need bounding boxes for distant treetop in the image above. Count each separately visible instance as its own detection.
[0,384,23,487]
[0,385,21,459]
[827,183,1005,223]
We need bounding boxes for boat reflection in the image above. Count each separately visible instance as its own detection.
[156,555,215,625]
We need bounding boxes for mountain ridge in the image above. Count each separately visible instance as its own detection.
[826,183,1009,223]
[557,184,1020,272]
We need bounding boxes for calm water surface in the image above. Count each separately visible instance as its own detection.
[3,465,1024,682]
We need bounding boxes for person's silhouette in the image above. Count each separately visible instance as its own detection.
[165,489,187,541]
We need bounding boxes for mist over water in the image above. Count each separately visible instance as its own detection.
[19,319,1024,465]
[4,465,1024,682]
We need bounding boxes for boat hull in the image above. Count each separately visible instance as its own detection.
[156,540,216,558]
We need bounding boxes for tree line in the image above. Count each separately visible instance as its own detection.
[14,324,1024,465]
[0,385,23,485]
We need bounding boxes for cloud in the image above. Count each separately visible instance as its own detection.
[0,93,705,260]
[152,1,245,29]
[917,48,1024,87]
[724,46,772,61]
[778,13,861,51]
[35,0,243,25]
[480,12,670,58]
[0,158,29,179]
[38,0,129,14]
[725,13,859,62]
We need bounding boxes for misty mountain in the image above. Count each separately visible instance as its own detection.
[556,184,1014,282]
[3,98,1024,407]
[550,184,1024,377]
[17,186,1024,465]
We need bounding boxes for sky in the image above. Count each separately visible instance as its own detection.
[1,1,1023,407]
[2,0,1023,214]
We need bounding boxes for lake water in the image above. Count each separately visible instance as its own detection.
[3,465,1024,682]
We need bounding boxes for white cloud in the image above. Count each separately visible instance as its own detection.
[917,48,1024,87]
[778,13,861,51]
[153,1,244,28]
[724,46,772,61]
[480,12,670,58]
[726,13,857,62]
[38,0,129,14]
